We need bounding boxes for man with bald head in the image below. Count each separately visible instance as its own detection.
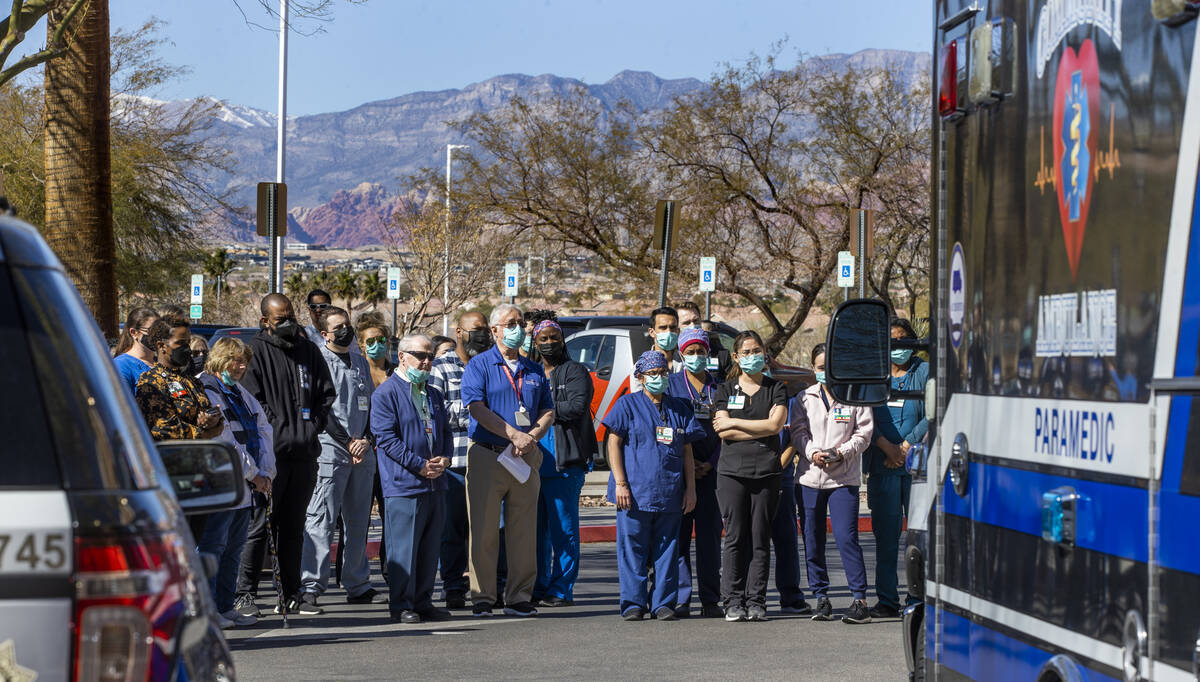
[235,292,336,616]
[428,309,491,609]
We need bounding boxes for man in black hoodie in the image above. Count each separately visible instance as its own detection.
[236,293,336,613]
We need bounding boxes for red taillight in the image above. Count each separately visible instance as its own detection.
[74,534,188,682]
[939,39,960,118]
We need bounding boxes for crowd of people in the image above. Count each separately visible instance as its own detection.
[110,292,924,626]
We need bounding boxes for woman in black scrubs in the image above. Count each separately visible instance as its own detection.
[711,330,789,622]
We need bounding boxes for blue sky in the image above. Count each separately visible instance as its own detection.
[83,1,928,115]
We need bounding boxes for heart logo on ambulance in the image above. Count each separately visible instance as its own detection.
[1051,39,1100,280]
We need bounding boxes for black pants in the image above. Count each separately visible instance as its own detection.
[236,493,269,598]
[716,473,782,609]
[373,470,387,576]
[271,459,319,599]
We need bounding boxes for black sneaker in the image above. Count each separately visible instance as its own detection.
[699,603,725,619]
[779,601,814,615]
[811,597,833,621]
[472,601,494,618]
[273,597,299,615]
[539,596,573,607]
[297,593,323,615]
[494,595,505,610]
[868,603,901,619]
[674,605,691,619]
[503,601,537,617]
[346,588,379,605]
[746,604,769,622]
[445,593,467,609]
[725,605,748,622]
[622,606,645,621]
[396,610,420,624]
[652,607,681,624]
[843,599,872,624]
[234,593,260,618]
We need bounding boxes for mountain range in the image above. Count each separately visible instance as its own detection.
[202,49,930,248]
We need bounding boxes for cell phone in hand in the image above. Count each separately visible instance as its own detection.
[205,407,221,417]
[823,450,843,464]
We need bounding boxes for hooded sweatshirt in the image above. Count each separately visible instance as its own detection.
[240,328,336,462]
[797,383,873,489]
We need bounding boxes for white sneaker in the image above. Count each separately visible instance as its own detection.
[215,612,235,629]
[221,608,258,626]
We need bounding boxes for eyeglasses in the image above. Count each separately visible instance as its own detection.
[642,369,669,377]
[308,303,330,310]
[405,350,434,362]
[364,335,387,346]
[497,321,521,329]
[190,350,207,358]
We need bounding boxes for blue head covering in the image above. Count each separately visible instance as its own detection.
[634,350,668,375]
[678,327,710,352]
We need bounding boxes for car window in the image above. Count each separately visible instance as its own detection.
[595,335,616,373]
[714,333,734,354]
[567,334,604,371]
[12,267,159,490]
[0,266,58,487]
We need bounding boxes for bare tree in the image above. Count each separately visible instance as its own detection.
[0,0,87,88]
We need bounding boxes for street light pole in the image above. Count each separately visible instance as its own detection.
[443,143,468,335]
[271,0,289,294]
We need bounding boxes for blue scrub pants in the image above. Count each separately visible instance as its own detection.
[534,468,587,601]
[385,492,446,615]
[770,480,806,607]
[197,506,251,614]
[801,485,868,601]
[616,508,682,615]
[439,468,470,598]
[676,471,722,607]
[867,473,912,609]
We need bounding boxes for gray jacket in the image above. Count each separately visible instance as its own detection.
[318,342,375,464]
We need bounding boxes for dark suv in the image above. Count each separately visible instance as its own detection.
[0,216,242,681]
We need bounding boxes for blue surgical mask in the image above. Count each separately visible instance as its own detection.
[682,354,707,373]
[643,375,667,395]
[220,370,237,387]
[815,371,826,385]
[891,348,913,365]
[405,367,429,385]
[365,340,388,360]
[502,325,526,350]
[656,331,678,351]
[738,353,765,375]
[522,334,533,353]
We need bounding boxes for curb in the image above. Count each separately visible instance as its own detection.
[338,517,898,558]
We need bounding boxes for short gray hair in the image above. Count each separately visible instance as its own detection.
[399,334,432,352]
[489,303,524,327]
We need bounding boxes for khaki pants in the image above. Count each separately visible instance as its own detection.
[466,442,542,606]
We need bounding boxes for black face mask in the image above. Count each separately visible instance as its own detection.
[332,325,356,348]
[169,345,192,370]
[189,353,207,376]
[463,329,492,357]
[273,318,301,342]
[537,341,564,361]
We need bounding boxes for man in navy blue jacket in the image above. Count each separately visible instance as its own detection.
[372,335,455,624]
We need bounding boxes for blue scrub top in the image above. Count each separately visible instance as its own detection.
[461,345,554,447]
[866,358,929,476]
[666,370,721,465]
[603,391,704,512]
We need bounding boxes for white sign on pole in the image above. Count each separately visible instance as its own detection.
[699,257,716,292]
[190,274,204,304]
[504,262,519,297]
[387,267,402,300]
[836,251,855,288]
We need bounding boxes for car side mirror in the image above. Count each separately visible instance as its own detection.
[826,299,891,405]
[157,440,246,515]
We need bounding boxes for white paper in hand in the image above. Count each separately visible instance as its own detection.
[497,444,531,484]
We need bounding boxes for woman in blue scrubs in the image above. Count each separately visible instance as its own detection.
[666,327,725,618]
[604,350,703,621]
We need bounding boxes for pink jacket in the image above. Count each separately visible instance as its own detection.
[797,384,873,489]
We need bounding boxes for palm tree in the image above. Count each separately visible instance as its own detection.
[360,270,386,310]
[43,0,115,335]
[331,268,360,310]
[284,270,307,300]
[202,248,236,310]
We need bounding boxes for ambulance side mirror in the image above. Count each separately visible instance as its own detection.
[825,299,891,406]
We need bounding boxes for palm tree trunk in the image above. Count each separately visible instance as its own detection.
[44,0,115,337]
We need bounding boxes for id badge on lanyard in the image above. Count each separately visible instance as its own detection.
[299,366,312,421]
[656,426,674,444]
[503,364,530,427]
[727,393,746,410]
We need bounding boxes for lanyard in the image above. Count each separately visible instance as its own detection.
[644,392,667,425]
[819,386,831,412]
[501,363,525,410]
[684,373,713,404]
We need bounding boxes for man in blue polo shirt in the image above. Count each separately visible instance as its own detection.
[460,303,555,618]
